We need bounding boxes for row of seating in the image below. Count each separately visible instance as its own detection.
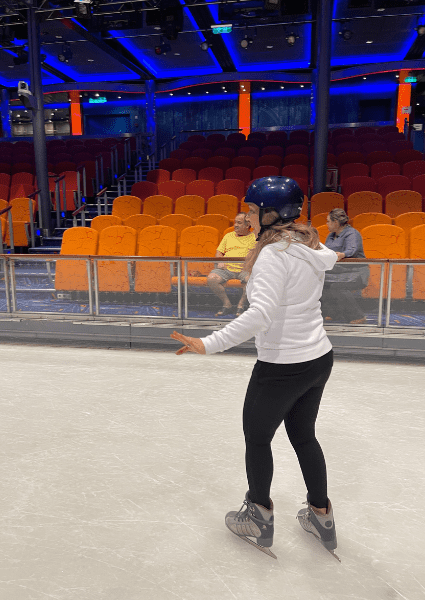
[54,223,425,299]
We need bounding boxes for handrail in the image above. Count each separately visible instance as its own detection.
[54,174,66,183]
[96,187,108,197]
[72,205,86,217]
[0,205,12,216]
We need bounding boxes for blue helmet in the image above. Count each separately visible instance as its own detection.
[244,176,304,221]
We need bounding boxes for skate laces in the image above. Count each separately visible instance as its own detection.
[235,500,254,522]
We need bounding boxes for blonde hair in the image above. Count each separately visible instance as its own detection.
[244,210,321,274]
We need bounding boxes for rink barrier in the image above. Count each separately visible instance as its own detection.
[0,255,424,329]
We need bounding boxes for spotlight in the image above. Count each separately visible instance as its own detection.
[74,0,93,20]
[286,33,299,47]
[417,25,425,36]
[240,36,253,49]
[264,0,281,10]
[200,41,209,51]
[154,40,171,55]
[339,28,352,41]
[58,44,72,63]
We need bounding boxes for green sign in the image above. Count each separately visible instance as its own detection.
[211,24,232,34]
[405,76,417,83]
[89,96,107,103]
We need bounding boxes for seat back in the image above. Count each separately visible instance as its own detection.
[159,214,193,251]
[158,180,185,202]
[0,184,10,201]
[181,157,207,174]
[143,195,173,220]
[336,152,365,168]
[123,214,157,233]
[283,154,309,167]
[361,225,406,299]
[341,176,376,199]
[55,227,99,291]
[252,166,279,179]
[346,191,383,218]
[179,225,219,275]
[158,158,181,174]
[207,194,238,219]
[146,169,170,185]
[315,224,329,244]
[365,151,394,167]
[257,155,282,169]
[10,197,36,221]
[131,181,158,201]
[311,213,328,228]
[385,190,423,218]
[231,156,256,171]
[370,162,400,180]
[262,145,284,157]
[393,212,425,255]
[135,225,177,292]
[352,212,391,231]
[207,155,231,171]
[310,192,344,217]
[225,167,251,186]
[186,179,215,201]
[112,195,143,219]
[393,149,422,165]
[340,163,369,183]
[198,167,224,186]
[402,160,425,180]
[172,168,197,185]
[216,179,245,200]
[196,214,231,238]
[281,164,309,180]
[174,194,205,219]
[91,215,122,233]
[410,224,425,298]
[97,225,137,292]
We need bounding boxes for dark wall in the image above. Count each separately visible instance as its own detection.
[82,100,146,136]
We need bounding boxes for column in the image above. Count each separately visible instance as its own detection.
[239,81,251,138]
[69,90,83,135]
[1,89,12,138]
[145,80,156,158]
[396,70,412,134]
[312,0,333,196]
[27,4,51,235]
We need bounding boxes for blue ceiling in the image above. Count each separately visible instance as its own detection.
[1,0,425,88]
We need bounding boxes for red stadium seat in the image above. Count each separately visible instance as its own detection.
[370,162,400,180]
[365,151,394,167]
[238,147,260,160]
[131,181,158,201]
[232,156,256,171]
[393,149,423,166]
[207,156,231,171]
[257,155,282,169]
[181,157,207,173]
[158,158,181,174]
[377,175,411,199]
[336,152,365,169]
[341,176,376,199]
[225,167,251,186]
[283,154,309,167]
[262,146,284,157]
[340,163,369,183]
[402,160,425,180]
[253,165,279,179]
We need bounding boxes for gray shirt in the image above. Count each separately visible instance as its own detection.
[324,226,369,285]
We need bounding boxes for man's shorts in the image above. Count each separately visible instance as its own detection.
[209,268,249,283]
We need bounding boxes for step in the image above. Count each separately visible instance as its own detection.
[28,247,60,255]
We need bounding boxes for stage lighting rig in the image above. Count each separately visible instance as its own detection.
[13,48,28,66]
[147,0,183,41]
[58,43,73,63]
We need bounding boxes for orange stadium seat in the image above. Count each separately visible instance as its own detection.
[393,212,425,255]
[123,214,157,233]
[97,226,137,292]
[346,191,383,218]
[216,179,245,200]
[143,195,173,220]
[410,224,425,299]
[310,192,344,217]
[174,194,205,218]
[112,195,143,220]
[135,225,177,293]
[198,167,224,186]
[0,216,7,242]
[352,212,392,231]
[158,180,185,202]
[315,224,329,244]
[172,168,197,185]
[146,169,170,185]
[384,190,422,218]
[4,198,36,246]
[55,227,99,291]
[196,214,231,238]
[311,213,328,228]
[131,181,158,201]
[207,194,239,219]
[176,225,219,283]
[159,214,193,252]
[186,179,215,201]
[361,224,406,299]
[91,215,122,233]
[9,184,35,202]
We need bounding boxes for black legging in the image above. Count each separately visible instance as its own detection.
[243,349,333,510]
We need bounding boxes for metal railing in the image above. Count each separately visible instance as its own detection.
[0,256,424,329]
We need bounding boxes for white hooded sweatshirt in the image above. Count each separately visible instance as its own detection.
[200,239,338,363]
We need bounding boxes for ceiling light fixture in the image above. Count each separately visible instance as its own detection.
[58,44,72,63]
[366,40,373,44]
[200,41,209,51]
[240,36,253,49]
[339,27,353,41]
[417,25,425,36]
[286,33,299,47]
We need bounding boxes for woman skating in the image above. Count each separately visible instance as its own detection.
[171,177,341,561]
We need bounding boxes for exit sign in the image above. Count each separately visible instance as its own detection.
[89,96,107,104]
[211,24,232,34]
[405,76,417,83]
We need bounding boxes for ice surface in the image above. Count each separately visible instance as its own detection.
[0,343,424,600]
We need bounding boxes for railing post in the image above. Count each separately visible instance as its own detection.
[28,199,35,248]
[377,261,386,327]
[385,262,394,327]
[0,219,3,254]
[8,208,14,253]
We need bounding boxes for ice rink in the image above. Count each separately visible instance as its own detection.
[1,342,424,600]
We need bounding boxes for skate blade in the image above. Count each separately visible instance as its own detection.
[328,549,341,563]
[296,517,341,563]
[226,524,277,559]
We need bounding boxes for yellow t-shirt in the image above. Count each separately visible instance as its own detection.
[217,231,257,272]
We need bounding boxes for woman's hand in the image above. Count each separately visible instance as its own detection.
[170,331,206,355]
[335,252,345,261]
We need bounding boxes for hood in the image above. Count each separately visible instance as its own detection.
[274,240,338,272]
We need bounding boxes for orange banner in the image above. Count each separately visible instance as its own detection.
[239,81,251,138]
[69,90,83,136]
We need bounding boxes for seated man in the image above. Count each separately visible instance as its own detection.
[207,212,256,317]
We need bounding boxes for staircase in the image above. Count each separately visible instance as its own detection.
[28,159,156,255]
